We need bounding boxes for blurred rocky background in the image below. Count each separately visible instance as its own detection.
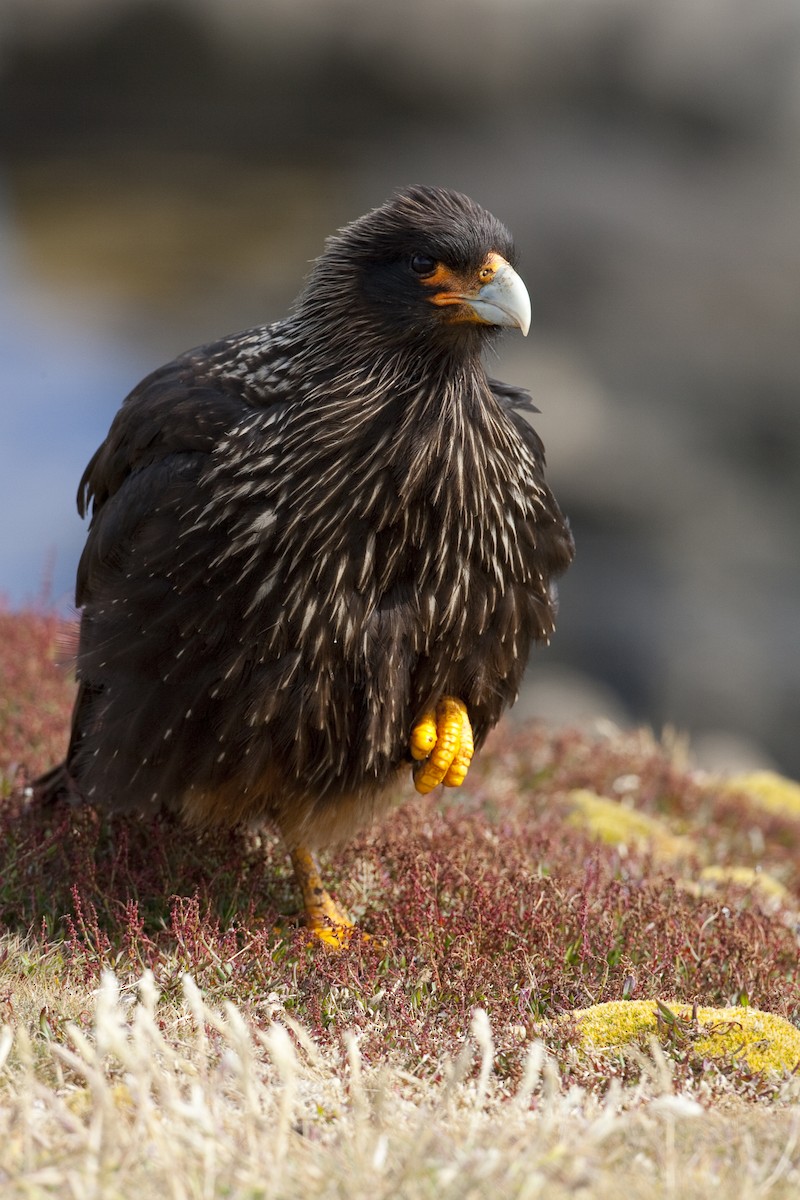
[1,0,798,773]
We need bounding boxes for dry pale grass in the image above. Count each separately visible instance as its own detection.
[0,963,800,1200]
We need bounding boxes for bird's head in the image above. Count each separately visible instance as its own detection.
[297,186,530,361]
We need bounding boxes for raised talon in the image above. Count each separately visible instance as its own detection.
[409,710,437,760]
[442,710,474,787]
[411,696,474,795]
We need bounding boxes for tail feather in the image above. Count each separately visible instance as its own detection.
[33,679,97,805]
[32,762,84,805]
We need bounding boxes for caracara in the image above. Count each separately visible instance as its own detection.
[40,186,574,946]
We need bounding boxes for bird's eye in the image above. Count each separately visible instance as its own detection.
[410,254,437,277]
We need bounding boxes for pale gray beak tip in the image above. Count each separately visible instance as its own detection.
[464,259,531,337]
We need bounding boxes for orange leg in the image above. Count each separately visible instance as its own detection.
[410,696,474,795]
[290,845,356,949]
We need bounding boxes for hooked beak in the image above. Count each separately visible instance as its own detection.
[461,255,531,336]
[427,252,531,336]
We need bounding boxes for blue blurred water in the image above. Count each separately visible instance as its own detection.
[0,198,143,609]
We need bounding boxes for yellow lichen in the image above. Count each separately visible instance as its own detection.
[570,1000,800,1075]
[566,789,696,862]
[719,771,800,820]
[697,864,789,903]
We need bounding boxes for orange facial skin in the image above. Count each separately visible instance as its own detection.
[423,251,510,324]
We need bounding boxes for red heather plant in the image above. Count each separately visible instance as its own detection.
[0,605,76,788]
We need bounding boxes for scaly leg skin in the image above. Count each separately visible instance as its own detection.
[290,845,356,949]
[410,696,475,795]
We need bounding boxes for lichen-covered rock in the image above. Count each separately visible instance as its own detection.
[566,789,696,862]
[570,1000,800,1075]
[720,772,800,820]
[697,864,789,904]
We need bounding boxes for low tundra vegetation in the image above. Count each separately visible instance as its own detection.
[2,606,800,1197]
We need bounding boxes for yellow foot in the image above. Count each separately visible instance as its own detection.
[410,696,475,795]
[290,845,362,950]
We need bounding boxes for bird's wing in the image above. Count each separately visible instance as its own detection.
[68,332,291,806]
[78,353,252,520]
[489,375,576,569]
[487,376,540,415]
[75,332,275,607]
